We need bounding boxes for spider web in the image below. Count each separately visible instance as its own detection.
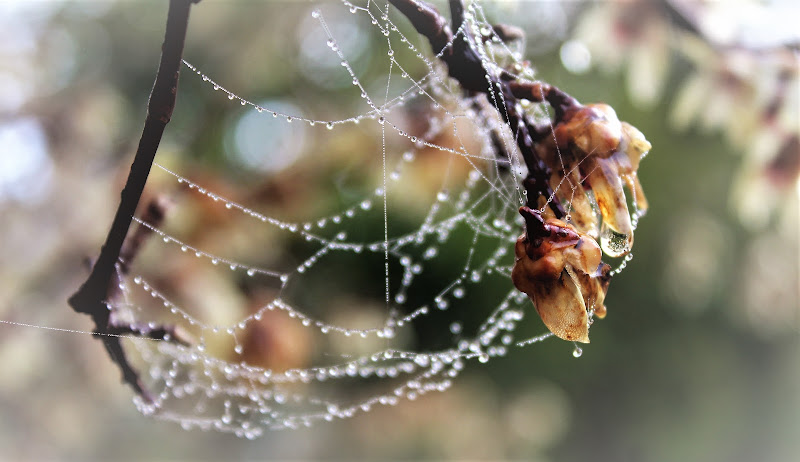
[108,0,636,437]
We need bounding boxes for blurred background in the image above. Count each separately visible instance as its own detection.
[0,0,797,460]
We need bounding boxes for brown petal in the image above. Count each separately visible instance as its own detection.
[529,269,590,343]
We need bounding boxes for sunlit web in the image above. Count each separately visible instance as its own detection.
[109,0,639,437]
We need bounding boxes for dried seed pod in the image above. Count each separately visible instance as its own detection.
[511,207,611,343]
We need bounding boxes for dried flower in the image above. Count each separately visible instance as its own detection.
[535,103,652,257]
[512,206,611,343]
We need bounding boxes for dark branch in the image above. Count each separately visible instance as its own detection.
[68,0,199,402]
[388,0,576,217]
[388,0,452,55]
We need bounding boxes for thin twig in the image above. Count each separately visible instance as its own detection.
[68,0,200,402]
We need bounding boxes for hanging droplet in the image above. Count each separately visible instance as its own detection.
[572,345,583,358]
[600,222,632,258]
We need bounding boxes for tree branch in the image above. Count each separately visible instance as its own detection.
[68,0,199,402]
[388,0,576,217]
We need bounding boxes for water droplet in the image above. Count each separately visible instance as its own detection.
[326,122,334,130]
[572,345,583,358]
[450,322,462,334]
[453,287,465,298]
[600,222,632,258]
[423,246,438,259]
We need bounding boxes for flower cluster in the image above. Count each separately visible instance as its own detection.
[514,101,651,342]
[534,102,651,257]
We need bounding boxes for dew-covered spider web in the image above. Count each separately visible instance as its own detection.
[108,0,647,438]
